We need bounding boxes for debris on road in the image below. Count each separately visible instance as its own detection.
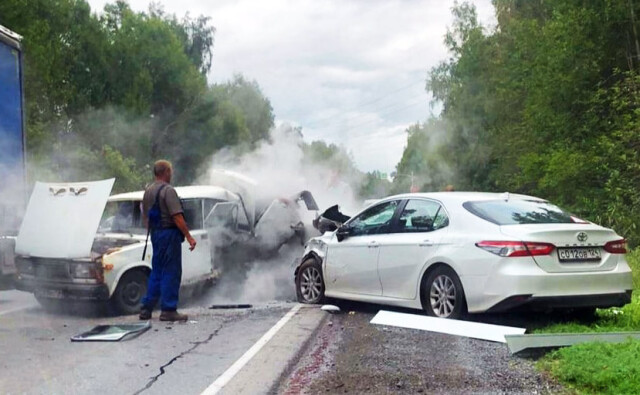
[209,304,253,309]
[70,322,151,342]
[320,304,341,313]
[505,331,640,354]
[370,310,525,343]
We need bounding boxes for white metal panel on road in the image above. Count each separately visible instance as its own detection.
[370,310,525,343]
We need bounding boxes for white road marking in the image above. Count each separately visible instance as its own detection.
[0,303,38,317]
[201,303,302,395]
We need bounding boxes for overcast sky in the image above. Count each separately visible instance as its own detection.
[87,0,496,173]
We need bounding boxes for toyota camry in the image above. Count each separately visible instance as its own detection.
[294,192,633,318]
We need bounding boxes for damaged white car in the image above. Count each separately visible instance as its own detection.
[15,174,317,314]
[296,192,633,319]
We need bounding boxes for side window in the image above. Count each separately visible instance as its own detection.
[182,199,204,230]
[204,202,238,230]
[349,200,400,237]
[396,200,449,233]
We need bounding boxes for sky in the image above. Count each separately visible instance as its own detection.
[87,0,496,174]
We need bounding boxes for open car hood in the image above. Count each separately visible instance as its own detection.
[207,169,258,232]
[16,179,115,259]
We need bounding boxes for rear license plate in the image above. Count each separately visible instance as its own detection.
[557,247,601,262]
[35,289,64,299]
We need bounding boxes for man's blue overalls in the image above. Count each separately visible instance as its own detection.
[141,185,184,311]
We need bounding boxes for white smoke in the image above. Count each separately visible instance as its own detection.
[200,124,364,304]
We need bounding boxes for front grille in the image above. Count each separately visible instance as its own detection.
[35,263,70,280]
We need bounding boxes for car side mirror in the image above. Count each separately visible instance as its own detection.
[336,225,351,242]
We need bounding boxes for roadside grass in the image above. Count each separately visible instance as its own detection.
[536,249,640,394]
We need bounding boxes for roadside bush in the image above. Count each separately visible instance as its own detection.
[539,340,640,395]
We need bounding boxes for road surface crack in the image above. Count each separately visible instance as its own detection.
[133,324,223,395]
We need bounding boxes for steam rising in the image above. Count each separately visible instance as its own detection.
[201,125,362,304]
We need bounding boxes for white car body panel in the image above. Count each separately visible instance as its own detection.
[16,179,115,259]
[303,192,633,314]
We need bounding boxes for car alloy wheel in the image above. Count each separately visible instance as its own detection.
[301,266,322,301]
[429,274,457,317]
[296,259,325,304]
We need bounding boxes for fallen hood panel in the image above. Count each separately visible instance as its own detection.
[16,179,115,259]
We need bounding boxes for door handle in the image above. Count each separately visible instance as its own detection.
[368,241,379,248]
[418,240,434,247]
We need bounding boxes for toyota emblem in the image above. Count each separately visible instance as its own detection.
[577,232,588,242]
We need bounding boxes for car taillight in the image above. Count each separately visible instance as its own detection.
[604,239,627,254]
[476,241,554,257]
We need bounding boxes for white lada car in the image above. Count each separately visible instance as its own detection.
[295,192,633,318]
[15,175,317,314]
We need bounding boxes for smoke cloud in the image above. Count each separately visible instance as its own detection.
[200,124,365,304]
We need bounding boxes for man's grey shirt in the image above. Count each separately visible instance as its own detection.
[142,181,183,228]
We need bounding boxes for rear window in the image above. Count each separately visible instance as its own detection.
[463,199,575,225]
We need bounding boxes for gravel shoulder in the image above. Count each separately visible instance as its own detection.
[281,302,563,394]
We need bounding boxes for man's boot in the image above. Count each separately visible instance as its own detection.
[159,310,188,322]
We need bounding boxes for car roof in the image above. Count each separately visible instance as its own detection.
[108,185,240,202]
[377,191,544,204]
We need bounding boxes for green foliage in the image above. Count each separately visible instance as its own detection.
[538,339,640,395]
[414,0,640,245]
[534,250,640,392]
[0,0,276,190]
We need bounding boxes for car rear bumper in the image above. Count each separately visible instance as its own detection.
[15,275,110,301]
[486,290,633,313]
[461,258,634,313]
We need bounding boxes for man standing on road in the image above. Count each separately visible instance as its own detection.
[139,160,196,322]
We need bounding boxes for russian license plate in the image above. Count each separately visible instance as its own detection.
[557,247,601,262]
[35,289,64,299]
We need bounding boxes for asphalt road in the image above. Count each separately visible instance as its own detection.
[0,288,320,395]
[281,301,564,394]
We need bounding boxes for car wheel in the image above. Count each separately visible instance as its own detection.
[111,270,148,315]
[296,259,325,304]
[422,265,466,319]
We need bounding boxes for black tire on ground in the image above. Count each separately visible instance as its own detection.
[422,265,467,319]
[296,258,325,304]
[111,270,148,315]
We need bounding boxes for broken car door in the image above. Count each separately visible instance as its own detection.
[180,198,213,284]
[324,200,401,296]
[377,199,449,300]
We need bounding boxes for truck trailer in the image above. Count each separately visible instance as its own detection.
[0,24,26,289]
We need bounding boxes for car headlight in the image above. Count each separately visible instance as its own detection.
[70,262,103,281]
[16,257,34,275]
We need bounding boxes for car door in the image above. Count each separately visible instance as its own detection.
[324,200,401,296]
[377,199,450,300]
[181,198,214,283]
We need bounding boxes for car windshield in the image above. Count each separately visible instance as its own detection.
[463,199,575,225]
[98,201,145,234]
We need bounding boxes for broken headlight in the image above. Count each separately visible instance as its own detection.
[70,262,104,281]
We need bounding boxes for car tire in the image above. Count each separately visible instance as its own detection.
[296,259,325,304]
[422,265,466,319]
[111,270,148,315]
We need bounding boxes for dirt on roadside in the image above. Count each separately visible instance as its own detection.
[281,307,563,394]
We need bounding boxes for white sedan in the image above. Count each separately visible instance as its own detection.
[295,192,633,318]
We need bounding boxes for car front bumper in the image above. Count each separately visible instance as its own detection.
[461,258,634,313]
[15,275,110,301]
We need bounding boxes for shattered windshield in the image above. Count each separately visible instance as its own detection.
[98,201,145,234]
